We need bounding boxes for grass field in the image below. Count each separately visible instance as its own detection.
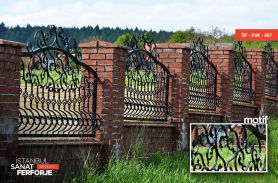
[71,114,278,183]
[21,70,83,86]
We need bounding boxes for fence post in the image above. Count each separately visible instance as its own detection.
[208,46,234,122]
[274,49,278,61]
[0,39,25,182]
[156,43,191,150]
[263,49,278,115]
[246,48,266,115]
[79,41,128,159]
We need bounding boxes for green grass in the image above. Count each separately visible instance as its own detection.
[71,114,278,183]
[125,70,207,90]
[190,72,206,86]
[243,41,278,49]
[193,146,266,171]
[125,70,156,89]
[21,70,83,86]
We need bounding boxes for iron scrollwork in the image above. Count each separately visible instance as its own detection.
[191,124,267,172]
[190,38,220,110]
[19,25,100,137]
[233,41,255,103]
[124,34,172,120]
[264,43,278,97]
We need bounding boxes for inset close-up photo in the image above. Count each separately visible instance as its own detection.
[190,123,267,172]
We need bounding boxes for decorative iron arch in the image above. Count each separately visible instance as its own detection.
[264,42,278,97]
[189,37,220,110]
[19,25,100,137]
[232,41,255,103]
[124,34,172,120]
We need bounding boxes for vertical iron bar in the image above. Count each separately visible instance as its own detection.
[165,73,170,120]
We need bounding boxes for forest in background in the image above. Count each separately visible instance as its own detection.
[0,22,171,44]
[0,22,277,48]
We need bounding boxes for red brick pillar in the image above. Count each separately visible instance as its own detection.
[274,49,278,98]
[208,46,234,122]
[0,39,25,182]
[273,49,278,82]
[156,43,190,149]
[274,49,278,97]
[246,49,265,114]
[79,41,127,158]
[274,49,278,65]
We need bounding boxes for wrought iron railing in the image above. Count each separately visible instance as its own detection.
[191,124,267,172]
[189,38,220,110]
[264,43,278,97]
[19,25,100,137]
[233,41,255,103]
[124,34,172,120]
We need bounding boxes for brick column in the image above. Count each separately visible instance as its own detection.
[274,49,278,65]
[79,41,127,158]
[156,43,190,150]
[0,39,25,182]
[246,48,265,115]
[274,49,278,98]
[274,49,278,59]
[208,46,234,122]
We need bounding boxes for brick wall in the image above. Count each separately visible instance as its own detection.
[156,43,190,149]
[0,39,105,183]
[79,41,128,159]
[208,46,261,122]
[265,48,278,115]
[246,48,265,114]
[79,41,180,155]
[122,122,174,155]
[231,103,257,122]
[265,97,278,116]
[189,111,223,123]
[17,141,102,183]
[208,46,234,121]
[0,39,25,182]
[274,49,278,64]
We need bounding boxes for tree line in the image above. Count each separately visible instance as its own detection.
[0,22,171,44]
[0,22,277,48]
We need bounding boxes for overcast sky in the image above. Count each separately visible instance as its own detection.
[0,0,277,33]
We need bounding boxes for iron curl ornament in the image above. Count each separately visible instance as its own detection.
[189,38,220,110]
[191,124,267,172]
[124,34,172,120]
[19,25,100,137]
[232,41,255,103]
[26,25,80,58]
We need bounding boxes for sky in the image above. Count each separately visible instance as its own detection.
[0,0,277,33]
